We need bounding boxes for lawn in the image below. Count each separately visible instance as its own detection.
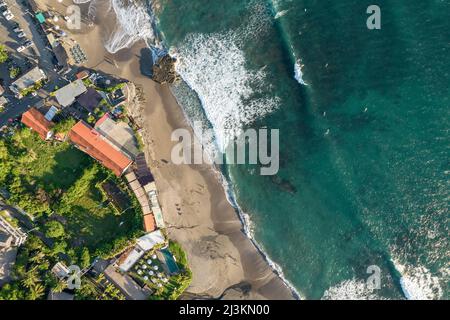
[0,127,144,299]
[0,127,142,255]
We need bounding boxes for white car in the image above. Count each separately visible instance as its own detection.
[5,13,13,20]
[2,9,11,16]
[17,46,26,53]
[17,32,26,38]
[14,27,23,33]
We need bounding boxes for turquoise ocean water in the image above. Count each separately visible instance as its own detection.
[149,0,449,299]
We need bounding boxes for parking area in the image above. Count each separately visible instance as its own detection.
[0,0,72,126]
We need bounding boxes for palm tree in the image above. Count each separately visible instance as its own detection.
[53,280,67,293]
[28,283,45,300]
[21,269,40,289]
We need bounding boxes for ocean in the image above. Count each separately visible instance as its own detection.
[98,0,449,299]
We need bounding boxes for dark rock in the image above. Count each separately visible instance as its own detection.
[151,55,180,84]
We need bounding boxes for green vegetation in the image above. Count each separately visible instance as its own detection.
[75,273,125,300]
[9,65,21,79]
[0,235,58,300]
[0,45,8,64]
[0,128,143,299]
[20,79,45,97]
[146,241,192,300]
[53,118,76,135]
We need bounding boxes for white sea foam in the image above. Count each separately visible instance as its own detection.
[173,10,279,151]
[93,0,159,54]
[321,279,385,300]
[392,259,443,300]
[274,10,289,19]
[294,59,308,86]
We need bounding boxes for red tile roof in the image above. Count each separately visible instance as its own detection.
[143,213,156,232]
[69,121,132,176]
[21,107,54,140]
[94,113,110,127]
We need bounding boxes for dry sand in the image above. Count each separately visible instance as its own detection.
[39,0,295,300]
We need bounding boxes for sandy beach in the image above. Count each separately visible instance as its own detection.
[38,0,295,300]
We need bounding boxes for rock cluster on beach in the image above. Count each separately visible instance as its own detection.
[152,55,179,84]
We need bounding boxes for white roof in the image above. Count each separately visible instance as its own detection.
[152,206,165,229]
[55,79,87,107]
[136,230,165,251]
[118,247,145,273]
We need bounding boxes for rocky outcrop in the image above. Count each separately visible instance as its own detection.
[152,55,179,84]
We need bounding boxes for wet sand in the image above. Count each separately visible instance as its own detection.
[38,0,295,300]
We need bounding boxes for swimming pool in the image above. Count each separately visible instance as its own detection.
[160,248,179,274]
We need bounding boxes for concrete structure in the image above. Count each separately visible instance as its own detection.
[95,114,140,159]
[0,214,27,249]
[54,79,87,107]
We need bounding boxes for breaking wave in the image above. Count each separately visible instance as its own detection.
[392,259,444,300]
[171,3,279,151]
[321,279,386,300]
[89,0,160,54]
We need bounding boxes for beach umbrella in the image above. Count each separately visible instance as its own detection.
[151,254,157,259]
[146,259,152,264]
[153,266,158,271]
[149,271,154,276]
[143,276,148,281]
[142,265,147,269]
[137,270,143,275]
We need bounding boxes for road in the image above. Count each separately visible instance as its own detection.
[0,0,73,126]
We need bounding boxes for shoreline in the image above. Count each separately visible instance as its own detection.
[41,0,296,300]
[167,85,302,299]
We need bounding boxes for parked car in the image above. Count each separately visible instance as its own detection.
[2,9,11,16]
[13,27,23,33]
[23,40,33,48]
[17,46,26,53]
[5,13,13,20]
[17,32,26,38]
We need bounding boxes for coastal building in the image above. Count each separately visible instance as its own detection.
[51,262,70,280]
[21,107,54,140]
[94,114,140,161]
[54,79,87,108]
[118,230,165,272]
[44,106,59,122]
[143,213,156,233]
[47,291,74,300]
[144,182,166,229]
[9,67,46,97]
[0,213,27,250]
[69,121,133,176]
[0,97,8,108]
[76,88,103,113]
